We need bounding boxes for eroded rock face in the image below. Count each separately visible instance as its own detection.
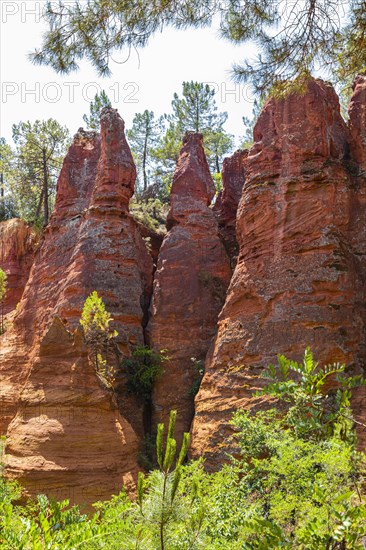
[347,75,366,445]
[0,219,37,315]
[213,150,248,266]
[147,133,232,440]
[0,108,152,504]
[191,78,366,466]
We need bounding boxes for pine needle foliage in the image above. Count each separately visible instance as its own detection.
[31,1,366,95]
[80,291,118,381]
[83,90,112,130]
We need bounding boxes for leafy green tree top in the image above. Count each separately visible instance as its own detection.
[83,90,112,130]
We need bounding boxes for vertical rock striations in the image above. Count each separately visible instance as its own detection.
[0,109,153,504]
[347,75,366,444]
[191,78,366,466]
[0,218,37,315]
[213,149,247,266]
[147,133,232,440]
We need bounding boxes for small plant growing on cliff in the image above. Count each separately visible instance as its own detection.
[189,356,205,398]
[0,268,7,334]
[80,291,117,384]
[122,346,166,404]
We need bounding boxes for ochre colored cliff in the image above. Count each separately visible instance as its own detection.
[1,78,366,500]
[191,78,366,466]
[0,109,152,504]
[0,218,37,315]
[147,133,232,440]
[347,75,366,445]
[213,149,247,266]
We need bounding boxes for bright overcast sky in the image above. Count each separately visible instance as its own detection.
[0,2,258,147]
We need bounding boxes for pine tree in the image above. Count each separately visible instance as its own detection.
[12,120,70,226]
[31,1,366,94]
[205,128,234,173]
[127,110,162,192]
[171,81,226,135]
[137,410,191,550]
[0,138,16,221]
[83,90,112,130]
[155,82,233,182]
[80,291,118,377]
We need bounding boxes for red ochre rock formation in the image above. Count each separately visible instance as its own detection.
[347,75,366,445]
[191,78,366,466]
[213,149,248,266]
[0,108,152,504]
[0,218,37,316]
[147,132,232,440]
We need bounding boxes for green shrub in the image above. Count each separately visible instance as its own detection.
[1,348,365,549]
[80,291,118,385]
[122,346,166,404]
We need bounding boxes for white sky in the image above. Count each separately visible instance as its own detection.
[0,1,258,148]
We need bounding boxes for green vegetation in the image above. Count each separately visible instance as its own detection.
[127,110,163,193]
[80,291,118,384]
[130,198,169,235]
[122,346,166,406]
[0,268,7,335]
[83,90,112,130]
[0,138,16,222]
[32,1,366,95]
[127,82,234,203]
[11,119,70,226]
[1,348,365,548]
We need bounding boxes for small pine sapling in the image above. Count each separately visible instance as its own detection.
[137,410,190,550]
[80,291,118,384]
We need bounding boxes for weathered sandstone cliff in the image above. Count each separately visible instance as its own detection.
[0,108,152,503]
[147,133,232,440]
[213,149,247,266]
[0,218,37,315]
[191,78,366,465]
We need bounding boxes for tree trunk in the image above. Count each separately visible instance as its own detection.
[35,188,44,221]
[143,129,148,192]
[0,171,5,220]
[215,153,220,174]
[42,148,49,225]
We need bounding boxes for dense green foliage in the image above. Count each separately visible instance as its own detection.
[122,346,166,405]
[164,81,234,177]
[130,198,169,235]
[83,90,112,130]
[80,291,118,383]
[0,139,17,221]
[10,120,70,226]
[32,1,366,94]
[1,349,365,548]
